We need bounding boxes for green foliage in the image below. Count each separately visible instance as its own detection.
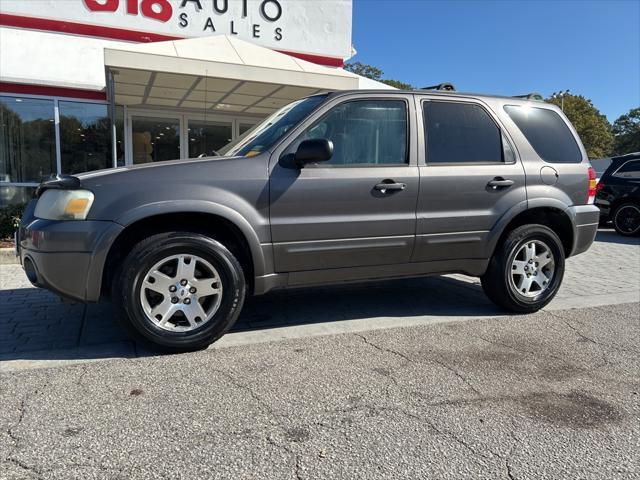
[612,107,640,155]
[545,94,614,159]
[0,203,25,240]
[344,62,413,90]
[344,61,383,81]
[381,79,413,90]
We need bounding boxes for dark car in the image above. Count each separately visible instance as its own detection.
[595,153,640,236]
[18,90,600,351]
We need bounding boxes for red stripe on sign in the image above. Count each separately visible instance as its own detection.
[0,82,107,101]
[0,13,345,67]
[0,12,180,43]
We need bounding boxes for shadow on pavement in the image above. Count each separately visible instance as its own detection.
[595,228,640,246]
[0,275,502,363]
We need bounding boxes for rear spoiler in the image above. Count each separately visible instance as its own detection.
[34,175,81,198]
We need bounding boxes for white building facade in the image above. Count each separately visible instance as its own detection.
[0,0,385,206]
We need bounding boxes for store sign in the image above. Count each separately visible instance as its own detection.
[0,0,352,63]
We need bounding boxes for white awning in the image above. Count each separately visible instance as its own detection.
[104,35,360,115]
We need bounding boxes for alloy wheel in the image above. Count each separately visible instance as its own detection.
[139,254,223,332]
[509,240,555,298]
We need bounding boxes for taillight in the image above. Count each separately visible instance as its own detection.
[595,181,605,194]
[587,166,597,204]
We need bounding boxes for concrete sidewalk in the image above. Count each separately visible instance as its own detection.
[1,229,638,372]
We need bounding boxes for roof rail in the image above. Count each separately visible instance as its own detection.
[421,82,456,92]
[513,92,544,101]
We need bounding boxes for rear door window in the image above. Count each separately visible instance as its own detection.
[613,160,640,178]
[504,105,582,163]
[423,101,506,164]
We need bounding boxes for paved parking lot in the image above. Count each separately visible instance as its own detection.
[0,229,638,370]
[1,302,638,479]
[0,229,638,479]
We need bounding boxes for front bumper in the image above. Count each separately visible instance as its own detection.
[566,204,600,257]
[18,202,123,302]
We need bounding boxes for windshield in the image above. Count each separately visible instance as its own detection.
[218,94,328,157]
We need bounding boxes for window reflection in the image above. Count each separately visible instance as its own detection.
[0,96,56,184]
[132,116,180,164]
[188,120,232,158]
[59,101,112,175]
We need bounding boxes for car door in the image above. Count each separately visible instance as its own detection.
[269,94,419,273]
[412,97,527,262]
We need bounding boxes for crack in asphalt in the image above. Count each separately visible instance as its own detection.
[548,310,640,355]
[353,332,414,363]
[213,368,306,480]
[5,456,45,480]
[354,332,482,395]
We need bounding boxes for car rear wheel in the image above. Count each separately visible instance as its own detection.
[612,203,640,236]
[113,232,246,352]
[481,224,565,313]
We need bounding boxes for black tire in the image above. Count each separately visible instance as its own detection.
[481,224,565,313]
[612,202,640,237]
[112,232,246,353]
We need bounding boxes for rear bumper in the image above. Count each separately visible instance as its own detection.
[567,204,600,257]
[18,203,123,302]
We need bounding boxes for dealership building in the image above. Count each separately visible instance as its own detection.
[0,0,386,206]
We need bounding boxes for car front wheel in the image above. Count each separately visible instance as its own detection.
[113,232,246,352]
[481,224,565,313]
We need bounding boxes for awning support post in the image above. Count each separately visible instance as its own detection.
[107,69,118,169]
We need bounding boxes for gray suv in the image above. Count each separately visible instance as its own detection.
[17,90,600,351]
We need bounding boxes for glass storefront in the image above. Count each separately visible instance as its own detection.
[131,116,181,164]
[59,101,112,174]
[0,93,259,207]
[0,96,56,185]
[188,120,233,158]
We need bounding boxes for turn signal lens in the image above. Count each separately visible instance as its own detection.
[587,166,597,204]
[64,198,91,215]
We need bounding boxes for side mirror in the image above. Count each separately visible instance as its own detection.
[294,139,333,167]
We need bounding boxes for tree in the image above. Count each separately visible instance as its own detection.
[545,94,614,159]
[381,79,413,90]
[611,107,640,155]
[344,61,383,81]
[344,61,413,90]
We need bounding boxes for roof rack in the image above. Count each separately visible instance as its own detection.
[421,82,456,92]
[513,92,544,101]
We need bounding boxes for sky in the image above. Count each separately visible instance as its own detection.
[351,0,640,122]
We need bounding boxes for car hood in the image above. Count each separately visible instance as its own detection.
[76,155,249,183]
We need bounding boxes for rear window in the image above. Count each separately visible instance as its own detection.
[613,160,640,178]
[504,105,582,163]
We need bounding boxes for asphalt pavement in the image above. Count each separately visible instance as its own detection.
[1,302,638,480]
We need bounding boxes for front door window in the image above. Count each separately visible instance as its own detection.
[131,116,180,164]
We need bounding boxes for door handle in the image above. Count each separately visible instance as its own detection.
[487,177,514,189]
[374,181,406,194]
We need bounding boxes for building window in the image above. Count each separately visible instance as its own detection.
[131,116,181,164]
[188,120,233,158]
[59,101,112,174]
[0,96,56,184]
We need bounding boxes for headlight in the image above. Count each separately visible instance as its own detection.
[34,189,95,220]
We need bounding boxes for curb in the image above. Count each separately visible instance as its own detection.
[0,247,19,265]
